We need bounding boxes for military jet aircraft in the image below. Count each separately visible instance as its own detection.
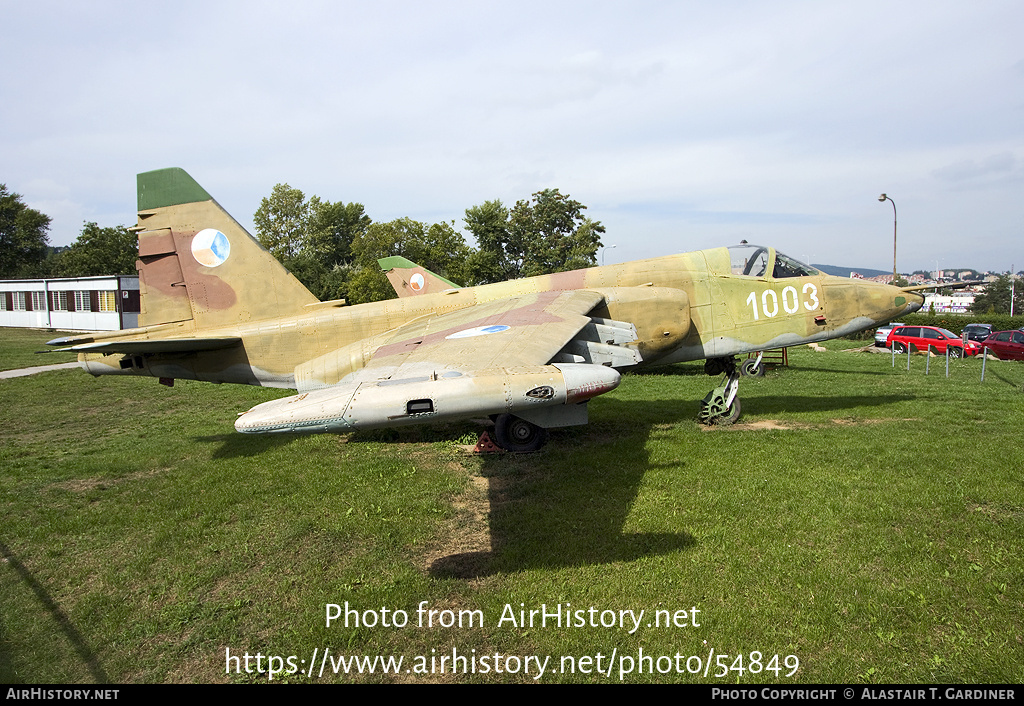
[47,168,923,451]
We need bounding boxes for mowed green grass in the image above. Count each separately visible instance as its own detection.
[1,329,1022,683]
[0,328,65,371]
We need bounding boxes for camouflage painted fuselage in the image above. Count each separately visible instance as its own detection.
[53,168,922,440]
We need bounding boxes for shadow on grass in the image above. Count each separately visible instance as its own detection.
[784,366,895,377]
[190,390,916,581]
[0,540,109,684]
[429,397,699,579]
[193,433,307,459]
[426,387,923,579]
[986,369,1024,390]
[628,364,705,377]
[743,393,915,416]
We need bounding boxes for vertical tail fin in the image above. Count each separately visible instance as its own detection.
[378,255,461,298]
[134,168,318,328]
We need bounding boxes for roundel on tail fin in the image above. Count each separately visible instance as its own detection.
[191,229,231,268]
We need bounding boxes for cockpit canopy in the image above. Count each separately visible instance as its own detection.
[726,244,821,279]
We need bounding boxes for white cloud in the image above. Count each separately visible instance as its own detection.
[1,0,1021,272]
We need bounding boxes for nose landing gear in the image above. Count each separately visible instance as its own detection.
[699,357,742,425]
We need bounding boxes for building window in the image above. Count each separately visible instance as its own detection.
[12,292,27,311]
[31,291,46,310]
[53,291,68,311]
[98,291,117,312]
[74,291,90,312]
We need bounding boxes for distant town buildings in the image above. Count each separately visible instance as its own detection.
[846,269,1020,314]
[921,292,975,313]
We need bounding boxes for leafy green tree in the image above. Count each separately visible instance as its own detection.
[464,189,604,283]
[253,184,308,260]
[971,274,1024,315]
[279,255,355,303]
[348,218,471,304]
[52,222,137,277]
[253,184,371,300]
[304,198,370,265]
[463,199,512,283]
[0,184,51,278]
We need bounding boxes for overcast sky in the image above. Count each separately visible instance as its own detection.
[2,1,1022,274]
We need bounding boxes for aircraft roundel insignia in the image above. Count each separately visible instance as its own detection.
[191,229,231,268]
[410,273,425,291]
[445,324,511,340]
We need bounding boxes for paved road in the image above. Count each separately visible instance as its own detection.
[0,362,80,379]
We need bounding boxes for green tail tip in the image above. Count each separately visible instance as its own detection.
[137,168,212,211]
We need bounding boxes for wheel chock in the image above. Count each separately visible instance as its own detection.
[473,431,503,454]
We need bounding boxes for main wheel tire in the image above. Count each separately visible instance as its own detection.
[892,342,907,354]
[494,414,548,453]
[948,346,963,359]
[712,398,742,425]
[740,359,764,377]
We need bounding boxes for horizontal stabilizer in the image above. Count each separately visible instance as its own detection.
[44,337,242,354]
[901,280,982,293]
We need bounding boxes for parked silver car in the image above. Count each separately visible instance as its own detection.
[874,322,905,347]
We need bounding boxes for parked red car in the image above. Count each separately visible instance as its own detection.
[886,325,981,357]
[980,330,1024,361]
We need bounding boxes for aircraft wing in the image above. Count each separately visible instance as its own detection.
[238,289,622,436]
[348,288,606,382]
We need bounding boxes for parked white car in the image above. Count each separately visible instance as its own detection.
[874,322,905,347]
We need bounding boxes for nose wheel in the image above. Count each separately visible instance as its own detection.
[699,357,743,425]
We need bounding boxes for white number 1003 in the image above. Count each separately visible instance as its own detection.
[746,284,819,321]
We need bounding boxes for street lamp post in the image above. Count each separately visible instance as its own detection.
[878,193,897,282]
[601,244,617,266]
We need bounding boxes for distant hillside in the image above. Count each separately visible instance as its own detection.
[812,264,889,278]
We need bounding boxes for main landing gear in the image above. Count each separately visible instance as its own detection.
[699,357,742,425]
[492,413,549,453]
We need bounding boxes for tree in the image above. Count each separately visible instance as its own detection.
[464,189,604,283]
[304,198,370,266]
[52,222,137,277]
[0,184,51,278]
[253,184,308,260]
[463,199,513,283]
[970,274,1024,314]
[253,184,371,301]
[347,218,472,304]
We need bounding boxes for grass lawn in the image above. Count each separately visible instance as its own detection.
[1,329,1022,683]
[0,328,67,371]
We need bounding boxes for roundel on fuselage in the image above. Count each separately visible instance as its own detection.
[445,325,511,339]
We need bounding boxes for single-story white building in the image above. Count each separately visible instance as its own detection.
[0,275,140,330]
